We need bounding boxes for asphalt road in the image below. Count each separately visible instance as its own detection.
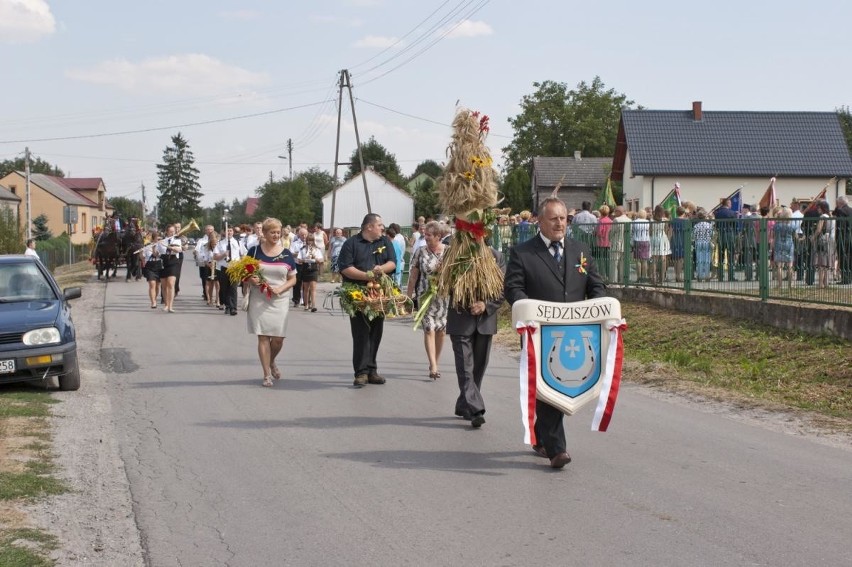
[99,260,852,567]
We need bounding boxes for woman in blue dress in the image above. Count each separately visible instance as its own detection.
[772,207,796,289]
[245,218,298,387]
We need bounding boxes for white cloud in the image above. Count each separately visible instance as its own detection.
[353,35,400,49]
[445,19,493,39]
[65,54,270,96]
[218,10,260,22]
[0,0,56,44]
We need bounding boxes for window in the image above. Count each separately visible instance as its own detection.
[81,212,87,233]
[9,185,16,195]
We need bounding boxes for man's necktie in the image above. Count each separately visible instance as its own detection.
[550,241,562,264]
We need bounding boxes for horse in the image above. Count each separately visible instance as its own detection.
[94,226,120,281]
[122,221,144,281]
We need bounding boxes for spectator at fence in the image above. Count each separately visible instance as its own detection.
[740,204,759,281]
[692,209,714,282]
[595,205,612,281]
[670,206,689,282]
[632,209,651,282]
[573,201,597,248]
[833,195,851,285]
[773,206,796,289]
[812,200,836,289]
[801,204,820,285]
[650,205,671,284]
[714,198,738,282]
[610,206,631,283]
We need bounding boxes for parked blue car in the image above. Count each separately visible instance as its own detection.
[0,255,82,390]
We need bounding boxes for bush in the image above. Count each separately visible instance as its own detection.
[0,208,24,254]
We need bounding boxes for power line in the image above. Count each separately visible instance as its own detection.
[0,100,331,144]
[357,97,511,139]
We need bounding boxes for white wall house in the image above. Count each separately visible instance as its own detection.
[612,102,852,212]
[322,169,414,230]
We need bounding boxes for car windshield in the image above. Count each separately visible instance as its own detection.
[0,264,57,302]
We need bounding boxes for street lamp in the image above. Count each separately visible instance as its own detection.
[278,155,292,180]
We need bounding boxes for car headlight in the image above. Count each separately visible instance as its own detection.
[23,327,61,345]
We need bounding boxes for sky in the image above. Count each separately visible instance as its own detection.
[2,0,851,210]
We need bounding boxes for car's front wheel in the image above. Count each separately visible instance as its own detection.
[58,354,81,391]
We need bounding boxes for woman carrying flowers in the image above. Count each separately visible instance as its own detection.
[243,217,298,387]
[406,220,449,380]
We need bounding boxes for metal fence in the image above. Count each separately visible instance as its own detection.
[33,243,91,273]
[491,217,851,308]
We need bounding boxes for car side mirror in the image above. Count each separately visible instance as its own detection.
[64,287,82,301]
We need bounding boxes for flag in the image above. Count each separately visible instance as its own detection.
[595,176,617,210]
[711,187,742,215]
[804,187,828,213]
[759,177,777,211]
[659,183,681,219]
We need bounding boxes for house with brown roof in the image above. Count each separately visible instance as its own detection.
[530,153,611,213]
[611,102,852,212]
[0,183,22,218]
[0,172,110,244]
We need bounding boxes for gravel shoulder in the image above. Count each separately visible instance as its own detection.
[26,277,145,566]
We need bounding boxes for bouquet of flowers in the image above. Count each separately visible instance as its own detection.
[226,256,274,299]
[337,274,413,321]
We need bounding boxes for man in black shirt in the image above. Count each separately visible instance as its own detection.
[337,214,397,387]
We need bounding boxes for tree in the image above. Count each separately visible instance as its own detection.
[108,196,144,222]
[412,177,440,219]
[296,167,336,223]
[344,136,405,187]
[255,178,314,228]
[0,155,64,178]
[503,77,634,171]
[31,213,52,241]
[410,159,443,180]
[500,167,532,213]
[0,207,24,254]
[156,132,203,227]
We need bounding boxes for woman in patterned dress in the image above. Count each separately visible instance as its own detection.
[406,221,449,380]
[245,218,298,387]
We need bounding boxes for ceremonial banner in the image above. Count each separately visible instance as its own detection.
[514,297,626,437]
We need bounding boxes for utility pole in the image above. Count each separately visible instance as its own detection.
[287,138,293,181]
[141,182,147,230]
[24,147,31,240]
[329,69,371,231]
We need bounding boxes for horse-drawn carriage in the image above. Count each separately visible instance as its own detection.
[91,217,144,281]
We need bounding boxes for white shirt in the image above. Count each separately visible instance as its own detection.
[24,248,39,258]
[791,210,804,234]
[245,233,262,251]
[213,237,246,269]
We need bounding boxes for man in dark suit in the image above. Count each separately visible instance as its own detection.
[714,198,739,281]
[833,195,851,284]
[446,248,506,428]
[504,197,607,469]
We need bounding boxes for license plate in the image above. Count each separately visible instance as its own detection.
[0,359,14,374]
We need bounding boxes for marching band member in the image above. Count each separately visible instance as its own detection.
[213,226,247,316]
[195,225,216,302]
[157,224,184,313]
[198,231,220,308]
[141,230,163,309]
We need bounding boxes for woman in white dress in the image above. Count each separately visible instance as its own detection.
[245,218,298,387]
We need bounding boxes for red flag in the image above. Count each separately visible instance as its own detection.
[805,187,827,213]
[759,177,777,211]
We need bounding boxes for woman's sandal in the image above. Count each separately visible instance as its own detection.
[270,364,281,380]
[429,370,440,381]
[262,376,274,387]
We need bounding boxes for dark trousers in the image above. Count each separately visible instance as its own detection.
[349,315,384,376]
[292,269,303,305]
[717,238,736,281]
[838,235,851,284]
[535,400,566,458]
[450,332,492,417]
[174,253,183,294]
[742,245,756,281]
[218,270,237,312]
[199,266,210,300]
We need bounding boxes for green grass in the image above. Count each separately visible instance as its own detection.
[0,529,58,567]
[0,389,66,565]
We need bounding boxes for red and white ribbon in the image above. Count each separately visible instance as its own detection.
[516,321,539,446]
[591,320,628,432]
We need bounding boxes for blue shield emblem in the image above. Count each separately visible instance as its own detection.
[540,324,602,398]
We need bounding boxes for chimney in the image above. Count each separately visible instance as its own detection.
[692,101,703,121]
[574,150,582,160]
